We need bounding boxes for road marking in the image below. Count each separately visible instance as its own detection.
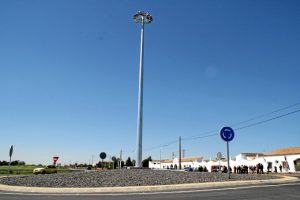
[0,182,299,196]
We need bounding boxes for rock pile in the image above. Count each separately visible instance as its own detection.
[0,169,279,188]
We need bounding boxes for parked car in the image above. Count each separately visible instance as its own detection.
[184,167,193,172]
[33,165,58,174]
[211,165,227,173]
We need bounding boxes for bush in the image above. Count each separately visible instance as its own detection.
[0,160,26,166]
[125,157,133,166]
[198,166,203,172]
[142,156,152,168]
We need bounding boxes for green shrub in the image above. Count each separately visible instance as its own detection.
[198,166,203,172]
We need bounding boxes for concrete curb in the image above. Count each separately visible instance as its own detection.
[0,175,298,194]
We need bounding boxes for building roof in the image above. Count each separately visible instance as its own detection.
[151,157,202,163]
[180,157,202,162]
[240,153,264,156]
[151,159,173,163]
[264,146,300,156]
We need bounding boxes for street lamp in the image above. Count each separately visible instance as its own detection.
[133,11,153,167]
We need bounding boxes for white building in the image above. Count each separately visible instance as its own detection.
[149,147,300,173]
[150,157,203,170]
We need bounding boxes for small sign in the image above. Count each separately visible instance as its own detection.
[220,127,235,142]
[100,152,107,160]
[53,156,59,164]
[9,145,13,157]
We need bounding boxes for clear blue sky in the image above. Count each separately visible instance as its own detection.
[0,0,299,165]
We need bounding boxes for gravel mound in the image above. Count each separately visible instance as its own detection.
[0,169,280,188]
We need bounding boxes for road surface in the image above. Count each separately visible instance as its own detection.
[0,182,299,200]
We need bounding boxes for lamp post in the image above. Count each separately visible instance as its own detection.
[133,11,153,167]
[160,147,162,169]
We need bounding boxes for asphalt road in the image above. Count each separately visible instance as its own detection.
[0,182,299,200]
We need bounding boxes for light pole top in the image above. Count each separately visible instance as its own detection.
[133,11,153,24]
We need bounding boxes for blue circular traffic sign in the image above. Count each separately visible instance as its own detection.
[220,127,235,142]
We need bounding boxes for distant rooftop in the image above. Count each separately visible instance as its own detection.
[152,156,202,163]
[240,153,264,156]
[264,146,300,156]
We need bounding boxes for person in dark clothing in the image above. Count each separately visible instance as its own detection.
[260,163,264,174]
[256,163,260,174]
[279,164,282,173]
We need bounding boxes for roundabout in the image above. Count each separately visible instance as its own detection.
[0,169,298,194]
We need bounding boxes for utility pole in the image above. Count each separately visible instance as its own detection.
[133,11,153,167]
[160,147,162,170]
[119,149,123,169]
[179,136,182,170]
[182,149,186,158]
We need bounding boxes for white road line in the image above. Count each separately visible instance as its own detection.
[0,182,299,196]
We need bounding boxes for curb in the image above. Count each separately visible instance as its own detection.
[0,175,298,194]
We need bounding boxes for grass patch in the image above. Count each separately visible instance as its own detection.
[0,165,71,175]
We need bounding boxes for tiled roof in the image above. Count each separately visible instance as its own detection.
[151,159,173,163]
[151,157,202,163]
[240,153,263,156]
[180,157,202,162]
[264,146,300,156]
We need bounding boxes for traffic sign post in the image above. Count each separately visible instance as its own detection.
[220,127,235,179]
[100,152,107,169]
[8,145,13,175]
[53,156,59,165]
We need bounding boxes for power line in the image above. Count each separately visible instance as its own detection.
[183,108,300,141]
[142,103,300,152]
[231,102,300,127]
[182,102,300,141]
[182,132,218,141]
[235,109,300,131]
[144,139,178,152]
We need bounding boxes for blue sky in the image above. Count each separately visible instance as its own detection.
[0,0,299,165]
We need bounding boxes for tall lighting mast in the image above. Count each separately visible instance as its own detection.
[133,11,153,167]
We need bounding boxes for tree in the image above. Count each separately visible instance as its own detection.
[198,166,203,172]
[111,156,118,169]
[142,156,152,168]
[0,161,8,166]
[125,157,133,166]
[18,161,26,165]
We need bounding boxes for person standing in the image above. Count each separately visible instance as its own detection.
[279,164,282,173]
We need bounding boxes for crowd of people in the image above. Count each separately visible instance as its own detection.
[232,163,283,174]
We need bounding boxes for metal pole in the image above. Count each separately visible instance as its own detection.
[160,148,162,170]
[92,155,94,167]
[179,136,182,170]
[136,16,145,167]
[227,141,230,179]
[8,156,11,175]
[120,149,123,169]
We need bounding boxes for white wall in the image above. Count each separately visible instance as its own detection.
[149,154,300,173]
